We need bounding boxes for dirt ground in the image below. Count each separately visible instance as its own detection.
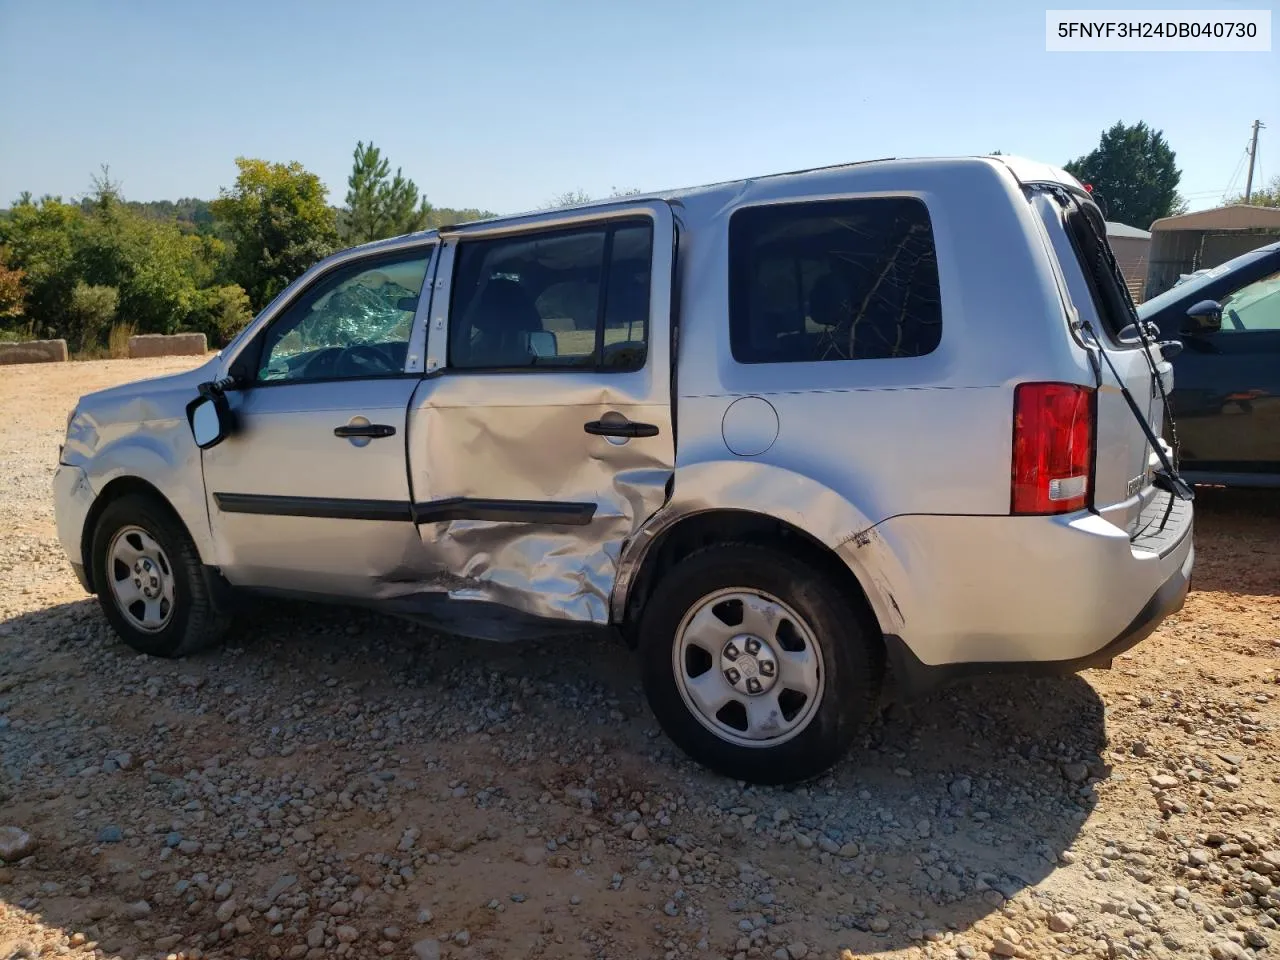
[1,357,1278,960]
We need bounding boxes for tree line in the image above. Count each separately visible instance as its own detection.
[0,143,493,353]
[3,125,1275,356]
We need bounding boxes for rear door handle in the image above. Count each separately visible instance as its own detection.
[334,423,397,439]
[584,419,659,438]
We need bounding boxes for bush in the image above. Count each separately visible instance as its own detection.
[67,282,118,351]
[108,320,136,358]
[190,284,253,346]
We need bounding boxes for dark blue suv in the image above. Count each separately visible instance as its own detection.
[1139,240,1280,487]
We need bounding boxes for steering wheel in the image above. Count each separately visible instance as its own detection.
[336,343,397,378]
[297,347,342,380]
[1226,307,1245,332]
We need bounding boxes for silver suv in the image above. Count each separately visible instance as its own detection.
[54,156,1195,783]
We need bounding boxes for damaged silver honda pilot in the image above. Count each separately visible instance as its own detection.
[55,155,1195,783]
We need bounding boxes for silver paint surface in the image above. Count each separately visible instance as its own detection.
[405,202,676,623]
[202,377,425,597]
[53,156,1193,668]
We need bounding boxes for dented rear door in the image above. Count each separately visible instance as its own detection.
[405,202,677,623]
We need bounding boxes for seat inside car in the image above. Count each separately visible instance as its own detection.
[464,278,543,367]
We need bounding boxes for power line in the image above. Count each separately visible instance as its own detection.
[1220,144,1249,203]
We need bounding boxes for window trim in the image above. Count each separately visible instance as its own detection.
[444,215,655,376]
[224,240,438,389]
[726,195,944,366]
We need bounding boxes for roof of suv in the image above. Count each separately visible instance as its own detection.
[420,155,1085,238]
[337,157,1088,262]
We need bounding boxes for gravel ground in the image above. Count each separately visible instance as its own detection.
[2,357,1279,960]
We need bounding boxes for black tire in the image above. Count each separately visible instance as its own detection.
[90,493,230,658]
[638,543,882,784]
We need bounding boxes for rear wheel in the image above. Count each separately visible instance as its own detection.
[91,494,229,658]
[638,543,882,784]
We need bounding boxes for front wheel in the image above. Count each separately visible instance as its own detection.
[639,544,882,784]
[91,494,229,658]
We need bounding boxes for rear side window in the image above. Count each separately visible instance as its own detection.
[729,197,942,363]
[449,220,652,371]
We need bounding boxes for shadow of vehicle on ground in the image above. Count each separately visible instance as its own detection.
[1,594,1106,956]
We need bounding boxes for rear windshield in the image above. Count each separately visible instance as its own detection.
[1062,198,1139,340]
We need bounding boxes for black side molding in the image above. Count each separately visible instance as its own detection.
[213,493,411,522]
[213,493,597,526]
[414,497,596,525]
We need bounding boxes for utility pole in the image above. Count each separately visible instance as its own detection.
[1244,119,1264,203]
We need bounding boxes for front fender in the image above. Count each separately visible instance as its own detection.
[82,417,212,562]
[612,459,909,634]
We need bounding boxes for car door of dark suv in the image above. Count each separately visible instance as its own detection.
[1172,267,1280,480]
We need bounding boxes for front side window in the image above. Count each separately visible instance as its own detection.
[1218,271,1280,333]
[729,197,942,364]
[257,248,432,383]
[449,220,653,371]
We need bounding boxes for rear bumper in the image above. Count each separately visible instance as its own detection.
[839,491,1193,694]
[885,540,1192,696]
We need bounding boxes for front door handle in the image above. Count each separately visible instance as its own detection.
[334,423,397,439]
[584,419,659,439]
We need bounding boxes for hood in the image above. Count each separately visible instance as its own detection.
[78,356,220,416]
[62,356,220,467]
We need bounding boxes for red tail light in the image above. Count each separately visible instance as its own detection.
[1011,383,1094,515]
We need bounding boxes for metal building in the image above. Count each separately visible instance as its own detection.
[1106,221,1152,302]
[1146,205,1280,299]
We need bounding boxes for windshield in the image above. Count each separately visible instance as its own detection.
[1139,245,1277,317]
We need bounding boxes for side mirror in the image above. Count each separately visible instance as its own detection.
[527,330,557,358]
[186,390,232,449]
[1182,299,1222,335]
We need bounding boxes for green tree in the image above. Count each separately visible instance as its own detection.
[190,283,254,345]
[1,177,231,344]
[66,281,118,351]
[1064,122,1183,229]
[76,176,209,335]
[422,205,496,229]
[211,157,339,310]
[0,195,85,338]
[1230,175,1280,208]
[343,141,431,243]
[0,248,28,325]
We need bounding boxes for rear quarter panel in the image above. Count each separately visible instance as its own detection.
[657,159,1097,639]
[671,158,1090,519]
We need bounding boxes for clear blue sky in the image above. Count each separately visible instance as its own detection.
[0,0,1274,217]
